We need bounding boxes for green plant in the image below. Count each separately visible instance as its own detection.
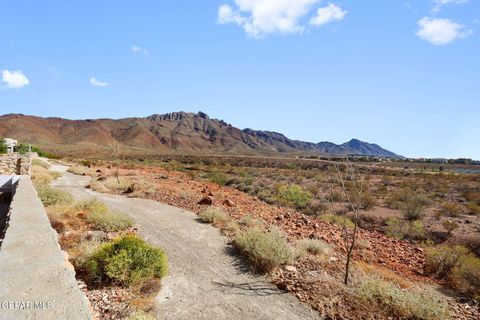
[450,254,480,301]
[358,277,450,320]
[385,218,426,241]
[36,185,74,207]
[0,138,7,154]
[424,245,470,279]
[88,210,134,232]
[83,235,168,286]
[235,227,293,273]
[275,184,312,210]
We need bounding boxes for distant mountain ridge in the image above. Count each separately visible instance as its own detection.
[0,112,401,158]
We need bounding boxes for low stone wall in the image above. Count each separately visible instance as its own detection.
[0,177,93,319]
[0,154,31,176]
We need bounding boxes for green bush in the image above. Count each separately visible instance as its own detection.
[450,254,480,301]
[88,210,134,232]
[84,235,168,286]
[440,201,463,217]
[235,227,293,273]
[276,184,312,210]
[36,185,74,207]
[385,218,426,241]
[358,277,450,320]
[424,245,470,279]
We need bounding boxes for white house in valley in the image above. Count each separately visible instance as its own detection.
[4,138,17,153]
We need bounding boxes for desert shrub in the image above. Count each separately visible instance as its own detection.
[302,199,328,216]
[450,254,480,300]
[83,235,168,286]
[276,184,312,210]
[386,188,430,220]
[440,201,463,217]
[199,208,228,225]
[32,158,51,169]
[385,218,426,241]
[358,277,450,320]
[88,210,134,232]
[424,245,470,279]
[239,214,262,228]
[126,311,156,320]
[463,191,480,203]
[88,179,110,193]
[68,165,89,175]
[32,170,53,185]
[75,199,109,214]
[235,227,293,273]
[319,214,355,228]
[202,171,229,186]
[73,239,104,268]
[103,177,133,193]
[36,185,74,207]
[466,202,480,215]
[442,220,459,236]
[295,239,330,258]
[425,245,480,300]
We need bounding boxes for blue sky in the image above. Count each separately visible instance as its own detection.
[1,1,479,159]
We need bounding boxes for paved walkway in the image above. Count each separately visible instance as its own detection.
[50,164,320,320]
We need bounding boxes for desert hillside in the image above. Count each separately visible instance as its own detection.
[0,112,400,157]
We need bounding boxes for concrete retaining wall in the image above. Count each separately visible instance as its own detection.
[0,177,93,319]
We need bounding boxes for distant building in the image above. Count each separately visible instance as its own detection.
[4,138,17,153]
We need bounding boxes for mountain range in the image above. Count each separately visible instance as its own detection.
[0,112,401,158]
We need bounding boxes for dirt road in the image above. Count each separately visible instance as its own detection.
[50,164,320,320]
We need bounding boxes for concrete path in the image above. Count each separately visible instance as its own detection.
[50,164,320,320]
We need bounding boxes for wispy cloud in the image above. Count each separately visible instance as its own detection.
[1,70,30,89]
[132,45,149,55]
[432,0,469,13]
[416,17,472,45]
[217,0,347,38]
[89,77,109,87]
[310,3,347,27]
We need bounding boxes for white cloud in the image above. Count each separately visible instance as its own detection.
[89,77,109,87]
[432,0,469,13]
[310,3,347,27]
[416,17,471,45]
[132,45,149,55]
[1,70,30,89]
[218,0,327,37]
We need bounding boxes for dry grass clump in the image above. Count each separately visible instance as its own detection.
[319,213,355,228]
[32,158,51,169]
[125,310,156,320]
[36,184,74,207]
[199,208,229,225]
[440,201,463,217]
[295,239,330,259]
[357,277,450,320]
[235,227,293,273]
[68,165,89,175]
[88,210,134,232]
